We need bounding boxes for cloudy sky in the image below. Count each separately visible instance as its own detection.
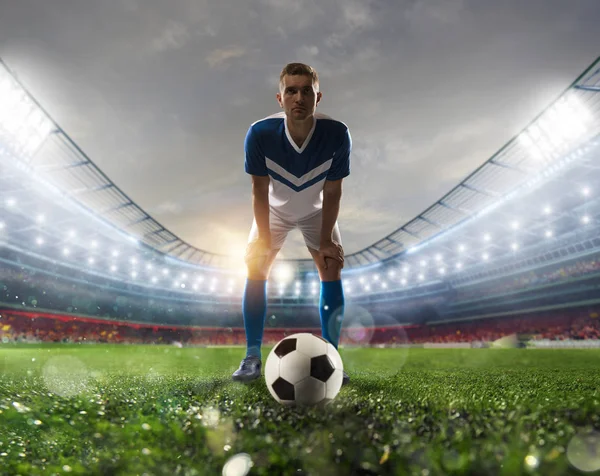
[0,0,598,260]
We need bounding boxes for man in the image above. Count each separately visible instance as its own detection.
[232,62,351,385]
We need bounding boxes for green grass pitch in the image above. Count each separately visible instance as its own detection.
[1,345,599,475]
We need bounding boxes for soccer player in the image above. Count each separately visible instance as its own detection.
[232,62,351,385]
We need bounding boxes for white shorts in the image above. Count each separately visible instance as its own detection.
[247,209,342,251]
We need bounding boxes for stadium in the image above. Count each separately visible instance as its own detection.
[1,53,600,475]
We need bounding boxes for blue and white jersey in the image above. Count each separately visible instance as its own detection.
[244,111,351,221]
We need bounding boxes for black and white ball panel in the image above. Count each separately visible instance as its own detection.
[273,337,296,357]
[279,351,311,385]
[295,377,326,406]
[294,333,328,358]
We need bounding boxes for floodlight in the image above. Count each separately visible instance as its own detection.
[543,206,552,215]
[0,67,54,159]
[582,187,591,196]
[112,250,119,257]
[91,240,98,248]
[0,222,4,229]
[511,243,519,251]
[418,274,424,281]
[482,253,489,261]
[359,277,365,284]
[458,244,466,253]
[438,268,445,275]
[311,289,317,295]
[36,237,44,246]
[435,253,443,261]
[420,260,427,267]
[110,265,117,272]
[388,270,396,278]
[228,287,233,294]
[88,257,95,265]
[63,248,70,256]
[162,268,169,275]
[151,277,158,283]
[545,230,553,238]
[274,263,293,284]
[483,233,491,242]
[510,221,519,230]
[68,230,76,238]
[402,265,410,273]
[373,274,379,281]
[364,285,371,291]
[520,93,593,162]
[131,271,137,278]
[36,214,45,223]
[381,282,387,288]
[582,216,590,224]
[146,263,152,270]
[400,278,407,285]
[456,262,463,269]
[209,285,215,292]
[180,283,186,289]
[5,198,16,207]
[130,258,137,265]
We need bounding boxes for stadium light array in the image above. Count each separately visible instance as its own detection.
[0,66,54,160]
[519,93,593,163]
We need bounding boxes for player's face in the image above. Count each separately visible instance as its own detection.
[277,75,322,121]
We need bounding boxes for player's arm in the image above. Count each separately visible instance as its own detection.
[244,125,271,246]
[252,174,271,241]
[320,178,343,245]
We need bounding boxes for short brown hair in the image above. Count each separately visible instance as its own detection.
[279,63,319,91]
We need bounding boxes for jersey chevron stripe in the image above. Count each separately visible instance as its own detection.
[265,157,333,186]
[267,169,329,192]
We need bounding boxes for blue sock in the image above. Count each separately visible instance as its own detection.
[320,280,345,349]
[242,278,267,359]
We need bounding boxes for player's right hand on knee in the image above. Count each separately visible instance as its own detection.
[245,235,271,263]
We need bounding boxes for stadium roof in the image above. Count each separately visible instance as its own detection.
[0,56,599,274]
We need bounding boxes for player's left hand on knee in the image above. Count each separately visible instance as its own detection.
[318,240,344,269]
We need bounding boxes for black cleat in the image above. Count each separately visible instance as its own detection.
[232,356,262,382]
[342,370,350,386]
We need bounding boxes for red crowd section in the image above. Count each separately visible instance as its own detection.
[1,307,598,346]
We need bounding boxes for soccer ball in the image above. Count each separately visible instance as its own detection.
[264,333,344,406]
